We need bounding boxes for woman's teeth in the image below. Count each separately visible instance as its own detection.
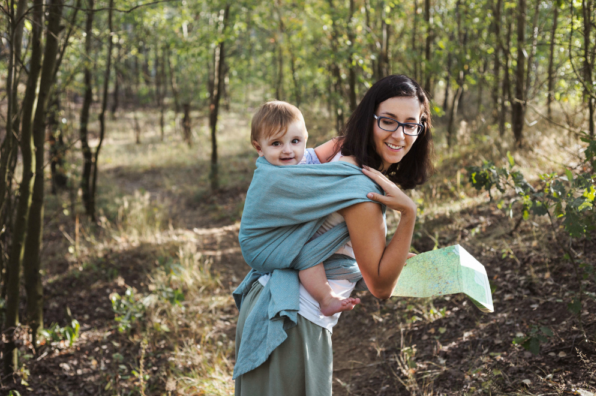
[385,143,403,150]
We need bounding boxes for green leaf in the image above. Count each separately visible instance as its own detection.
[523,337,541,355]
[567,299,581,315]
[540,326,553,337]
[565,169,573,181]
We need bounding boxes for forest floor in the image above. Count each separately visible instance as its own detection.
[1,106,595,396]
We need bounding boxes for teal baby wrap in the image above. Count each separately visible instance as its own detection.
[233,156,384,379]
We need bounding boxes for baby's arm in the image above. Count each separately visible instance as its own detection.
[299,263,360,317]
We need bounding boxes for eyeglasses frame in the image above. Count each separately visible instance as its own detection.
[373,114,425,136]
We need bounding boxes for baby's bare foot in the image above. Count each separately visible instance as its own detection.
[320,295,361,317]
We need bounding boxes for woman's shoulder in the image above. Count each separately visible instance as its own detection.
[337,155,359,167]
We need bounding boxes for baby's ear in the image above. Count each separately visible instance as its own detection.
[252,141,264,156]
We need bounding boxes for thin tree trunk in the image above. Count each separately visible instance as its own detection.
[182,104,191,146]
[111,41,121,118]
[160,45,167,139]
[289,45,301,107]
[424,0,433,93]
[443,52,452,112]
[89,0,113,222]
[0,0,27,219]
[4,0,42,374]
[500,13,513,136]
[582,0,594,136]
[209,5,231,191]
[80,0,95,216]
[347,0,356,112]
[167,47,180,134]
[24,0,64,350]
[547,4,558,119]
[380,6,390,78]
[412,0,419,81]
[447,81,464,147]
[48,96,68,193]
[525,0,540,101]
[511,0,526,148]
[492,0,502,122]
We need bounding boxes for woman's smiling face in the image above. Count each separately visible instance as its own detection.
[373,96,422,171]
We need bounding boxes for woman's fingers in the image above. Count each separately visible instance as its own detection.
[362,166,395,191]
[367,192,391,204]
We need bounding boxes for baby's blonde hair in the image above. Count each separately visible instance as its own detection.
[251,101,303,143]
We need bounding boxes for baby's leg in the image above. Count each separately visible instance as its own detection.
[299,263,360,317]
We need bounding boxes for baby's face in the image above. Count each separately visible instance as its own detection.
[253,120,308,166]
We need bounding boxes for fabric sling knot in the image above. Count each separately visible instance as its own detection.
[233,156,384,379]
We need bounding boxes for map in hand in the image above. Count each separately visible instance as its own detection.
[392,245,494,313]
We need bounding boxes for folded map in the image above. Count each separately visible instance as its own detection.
[392,245,494,313]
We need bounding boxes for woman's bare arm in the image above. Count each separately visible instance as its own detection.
[314,138,341,163]
[338,165,417,299]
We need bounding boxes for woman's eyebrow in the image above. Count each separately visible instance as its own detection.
[381,112,418,122]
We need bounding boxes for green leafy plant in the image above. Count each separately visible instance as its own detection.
[513,325,554,355]
[110,287,146,333]
[467,136,596,333]
[40,319,80,347]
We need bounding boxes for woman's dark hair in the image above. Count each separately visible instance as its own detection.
[339,74,434,190]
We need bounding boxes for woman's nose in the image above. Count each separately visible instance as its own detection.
[391,126,405,139]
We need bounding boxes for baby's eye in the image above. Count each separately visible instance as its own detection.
[272,141,281,146]
[291,139,300,144]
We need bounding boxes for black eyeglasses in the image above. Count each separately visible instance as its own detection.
[374,115,424,136]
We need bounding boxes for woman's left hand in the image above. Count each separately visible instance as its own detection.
[361,166,417,215]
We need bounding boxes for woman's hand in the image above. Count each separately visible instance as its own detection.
[361,165,417,215]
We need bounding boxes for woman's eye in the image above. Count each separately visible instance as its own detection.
[404,124,417,131]
[382,119,397,126]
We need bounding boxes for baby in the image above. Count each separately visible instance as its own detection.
[250,101,360,316]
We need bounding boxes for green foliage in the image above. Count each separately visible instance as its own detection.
[466,145,596,238]
[110,288,146,333]
[513,325,553,355]
[40,320,80,347]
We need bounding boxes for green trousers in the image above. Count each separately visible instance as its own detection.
[235,281,333,396]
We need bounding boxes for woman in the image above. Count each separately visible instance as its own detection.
[235,74,434,395]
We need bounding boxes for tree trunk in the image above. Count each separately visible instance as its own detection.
[160,45,167,140]
[424,0,433,94]
[447,81,464,147]
[182,104,191,146]
[524,0,540,102]
[0,0,27,219]
[48,96,68,193]
[167,47,180,133]
[89,0,113,222]
[24,0,64,350]
[412,0,419,81]
[492,0,502,122]
[347,0,357,112]
[511,0,526,148]
[111,41,121,119]
[547,4,558,119]
[500,13,513,136]
[582,0,594,136]
[80,0,95,217]
[4,0,42,374]
[443,52,452,112]
[209,5,231,191]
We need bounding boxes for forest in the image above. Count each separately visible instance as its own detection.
[0,0,595,394]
